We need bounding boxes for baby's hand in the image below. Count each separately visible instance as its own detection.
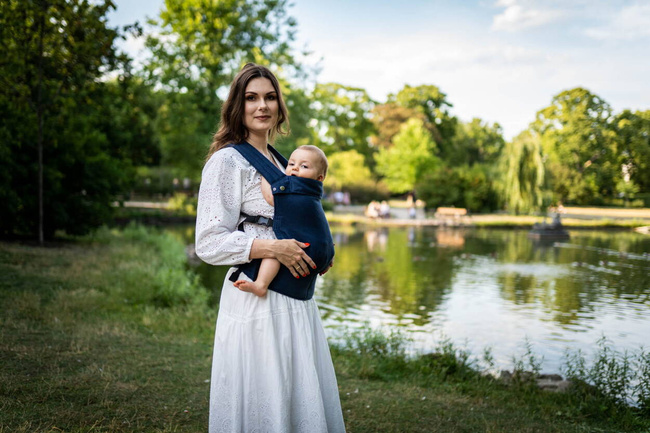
[319,260,334,276]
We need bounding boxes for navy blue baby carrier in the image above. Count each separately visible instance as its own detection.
[227,142,335,301]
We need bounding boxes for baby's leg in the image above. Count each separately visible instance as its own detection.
[233,258,281,297]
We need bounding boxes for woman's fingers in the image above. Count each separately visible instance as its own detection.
[275,239,316,278]
[319,260,334,276]
[299,243,317,270]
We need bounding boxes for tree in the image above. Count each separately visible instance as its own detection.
[0,0,141,239]
[369,102,421,149]
[274,79,317,157]
[324,150,373,191]
[375,118,439,194]
[142,0,303,178]
[499,130,546,214]
[448,118,505,167]
[533,88,616,205]
[611,110,650,200]
[311,83,376,168]
[415,164,499,212]
[392,84,457,159]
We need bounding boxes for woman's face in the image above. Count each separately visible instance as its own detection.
[243,77,279,139]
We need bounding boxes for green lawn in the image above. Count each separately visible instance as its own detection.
[1,226,648,432]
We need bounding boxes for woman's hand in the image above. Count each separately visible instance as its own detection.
[250,238,316,279]
[273,239,316,278]
[319,259,334,276]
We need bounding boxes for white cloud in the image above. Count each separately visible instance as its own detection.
[584,3,650,40]
[491,0,565,32]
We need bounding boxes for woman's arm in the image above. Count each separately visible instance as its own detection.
[195,151,255,266]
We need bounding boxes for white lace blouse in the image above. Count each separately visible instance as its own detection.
[195,147,276,266]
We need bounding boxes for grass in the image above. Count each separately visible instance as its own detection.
[1,225,649,432]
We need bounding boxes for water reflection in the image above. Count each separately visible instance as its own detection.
[317,227,650,372]
[173,223,650,373]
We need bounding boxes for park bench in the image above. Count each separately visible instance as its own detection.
[434,207,468,224]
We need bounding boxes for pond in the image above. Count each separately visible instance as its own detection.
[175,225,650,374]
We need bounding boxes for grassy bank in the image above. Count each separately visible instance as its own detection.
[1,226,649,432]
[326,212,650,229]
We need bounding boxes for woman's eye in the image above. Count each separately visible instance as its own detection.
[267,95,276,101]
[246,95,255,101]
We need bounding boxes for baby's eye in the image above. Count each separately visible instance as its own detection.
[301,164,309,169]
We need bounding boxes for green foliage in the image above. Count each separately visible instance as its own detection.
[142,0,303,179]
[416,164,499,212]
[370,102,421,149]
[612,110,650,197]
[534,87,617,205]
[311,83,376,168]
[324,149,374,192]
[563,336,650,412]
[166,192,197,216]
[448,118,505,167]
[0,0,148,238]
[274,81,317,156]
[498,130,547,214]
[324,149,390,203]
[512,338,544,377]
[95,224,208,308]
[375,118,440,194]
[392,84,458,159]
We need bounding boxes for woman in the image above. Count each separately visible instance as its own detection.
[195,63,346,433]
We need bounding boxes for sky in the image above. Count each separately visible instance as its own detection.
[107,0,650,140]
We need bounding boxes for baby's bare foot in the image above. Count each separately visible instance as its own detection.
[234,280,267,297]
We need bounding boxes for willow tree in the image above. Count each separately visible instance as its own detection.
[499,130,546,214]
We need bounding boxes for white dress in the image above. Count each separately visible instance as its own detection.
[195,147,346,433]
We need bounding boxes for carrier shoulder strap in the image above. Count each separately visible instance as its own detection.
[228,142,288,232]
[229,142,287,184]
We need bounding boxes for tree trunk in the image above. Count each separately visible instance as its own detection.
[37,0,46,245]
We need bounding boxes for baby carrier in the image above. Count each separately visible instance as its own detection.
[227,142,335,301]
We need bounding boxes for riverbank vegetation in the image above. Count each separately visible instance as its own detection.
[1,226,649,432]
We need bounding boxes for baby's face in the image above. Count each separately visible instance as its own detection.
[286,149,324,181]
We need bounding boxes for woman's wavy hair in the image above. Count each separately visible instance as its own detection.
[206,63,289,160]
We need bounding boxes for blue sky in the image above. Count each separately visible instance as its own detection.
[108,0,650,139]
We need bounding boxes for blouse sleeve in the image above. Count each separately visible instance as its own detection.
[194,150,255,266]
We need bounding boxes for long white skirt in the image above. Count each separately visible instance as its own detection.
[209,269,346,433]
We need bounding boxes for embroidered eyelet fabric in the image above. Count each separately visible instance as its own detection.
[195,148,346,433]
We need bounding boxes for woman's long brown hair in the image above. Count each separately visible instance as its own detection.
[206,63,290,161]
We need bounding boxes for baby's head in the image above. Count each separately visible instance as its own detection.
[286,145,328,182]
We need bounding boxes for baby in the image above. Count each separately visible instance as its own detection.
[233,145,329,297]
